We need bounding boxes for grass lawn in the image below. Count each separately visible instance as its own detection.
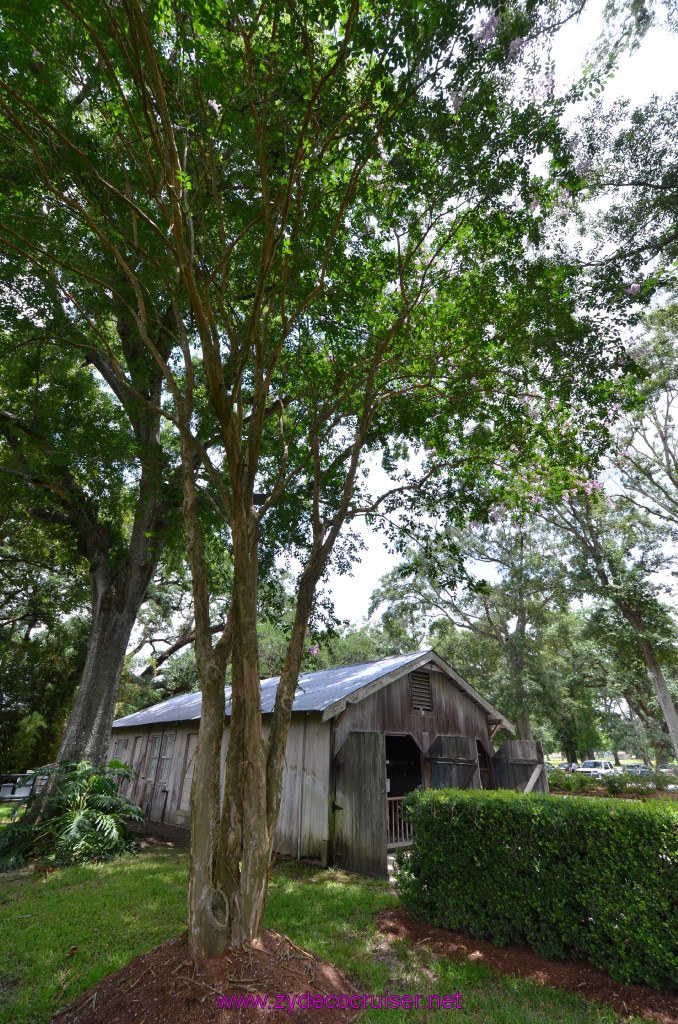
[0,849,644,1024]
[0,804,24,823]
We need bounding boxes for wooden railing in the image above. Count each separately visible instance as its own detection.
[387,795,413,846]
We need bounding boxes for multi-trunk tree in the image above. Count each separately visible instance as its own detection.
[0,0,633,953]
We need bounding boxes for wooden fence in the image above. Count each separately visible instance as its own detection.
[387,795,413,846]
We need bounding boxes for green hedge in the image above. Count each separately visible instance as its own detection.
[395,789,678,990]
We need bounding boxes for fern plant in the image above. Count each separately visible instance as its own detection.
[0,760,143,869]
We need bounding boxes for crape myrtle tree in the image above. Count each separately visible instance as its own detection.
[0,0,633,952]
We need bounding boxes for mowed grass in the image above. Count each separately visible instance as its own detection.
[0,851,646,1024]
[0,804,24,823]
[0,848,188,1024]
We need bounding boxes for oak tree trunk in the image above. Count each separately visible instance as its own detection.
[56,574,138,765]
[618,604,678,764]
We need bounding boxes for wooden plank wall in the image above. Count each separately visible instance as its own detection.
[426,735,481,789]
[111,714,332,861]
[333,670,493,760]
[270,716,331,862]
[334,732,388,877]
[109,723,196,826]
[493,739,548,793]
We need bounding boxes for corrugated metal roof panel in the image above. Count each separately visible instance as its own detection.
[113,650,429,729]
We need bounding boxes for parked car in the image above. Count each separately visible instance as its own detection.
[557,762,579,772]
[624,763,653,775]
[657,763,677,776]
[544,762,556,772]
[574,760,621,778]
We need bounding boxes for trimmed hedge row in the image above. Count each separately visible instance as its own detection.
[395,789,678,990]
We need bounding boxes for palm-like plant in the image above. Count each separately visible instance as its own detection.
[0,760,143,869]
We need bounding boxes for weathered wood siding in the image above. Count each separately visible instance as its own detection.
[493,739,548,793]
[334,731,387,877]
[333,669,493,760]
[269,715,331,862]
[109,722,196,825]
[109,714,332,859]
[426,734,481,789]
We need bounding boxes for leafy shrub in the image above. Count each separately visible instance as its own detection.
[0,760,143,870]
[549,769,596,793]
[601,773,626,795]
[396,789,678,990]
[601,772,669,796]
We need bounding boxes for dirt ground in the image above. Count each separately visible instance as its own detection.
[375,908,678,1024]
[49,910,678,1024]
[50,930,362,1024]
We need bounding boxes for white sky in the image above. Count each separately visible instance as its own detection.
[327,0,678,626]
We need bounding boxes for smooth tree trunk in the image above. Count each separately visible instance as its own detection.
[515,708,534,742]
[508,622,533,741]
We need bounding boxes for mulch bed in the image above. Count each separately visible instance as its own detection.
[375,907,678,1024]
[128,821,190,851]
[51,931,361,1024]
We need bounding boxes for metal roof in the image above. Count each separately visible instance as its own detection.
[112,648,514,731]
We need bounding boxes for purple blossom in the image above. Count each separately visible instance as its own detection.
[208,98,222,115]
[471,377,478,385]
[309,644,320,656]
[474,12,499,46]
[627,282,641,295]
[576,158,593,175]
[509,36,525,55]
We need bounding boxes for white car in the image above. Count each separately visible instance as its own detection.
[574,760,622,778]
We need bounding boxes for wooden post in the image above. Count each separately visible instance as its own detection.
[523,763,543,794]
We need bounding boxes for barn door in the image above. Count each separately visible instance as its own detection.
[144,732,175,822]
[127,736,143,800]
[333,732,387,878]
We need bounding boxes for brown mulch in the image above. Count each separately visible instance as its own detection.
[128,820,190,851]
[375,907,678,1024]
[51,930,361,1024]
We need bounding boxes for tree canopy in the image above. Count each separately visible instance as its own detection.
[0,0,643,952]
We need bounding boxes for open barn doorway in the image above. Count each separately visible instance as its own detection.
[386,734,421,847]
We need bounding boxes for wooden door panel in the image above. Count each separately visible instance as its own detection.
[334,732,387,877]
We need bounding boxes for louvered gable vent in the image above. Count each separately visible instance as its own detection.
[410,669,433,713]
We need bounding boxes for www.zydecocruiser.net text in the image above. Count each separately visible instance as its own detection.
[214,990,463,1012]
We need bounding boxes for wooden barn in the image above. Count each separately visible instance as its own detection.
[110,649,547,877]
